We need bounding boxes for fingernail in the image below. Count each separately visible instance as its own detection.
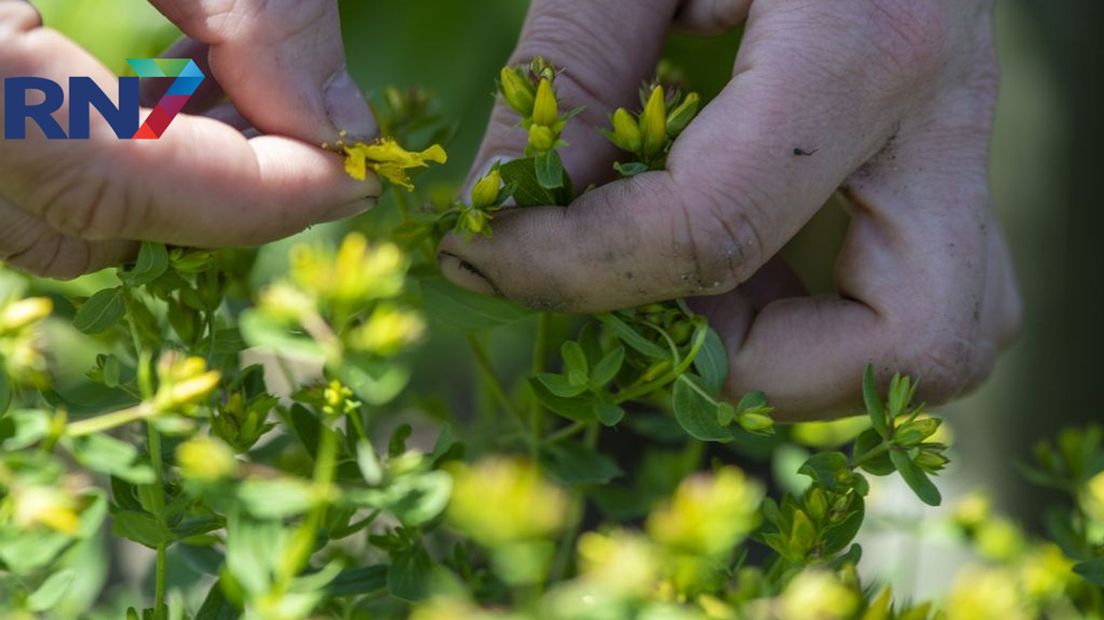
[321,198,375,224]
[324,67,377,141]
[438,252,498,296]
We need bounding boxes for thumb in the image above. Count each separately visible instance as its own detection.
[148,0,375,144]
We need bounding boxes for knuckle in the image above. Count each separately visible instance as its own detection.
[674,173,764,294]
[890,327,989,405]
[865,0,947,83]
[39,163,133,241]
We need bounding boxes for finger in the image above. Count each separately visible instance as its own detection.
[443,2,933,311]
[673,0,750,35]
[707,42,1021,420]
[0,21,378,247]
[466,0,680,191]
[0,195,135,279]
[139,36,225,115]
[147,0,375,143]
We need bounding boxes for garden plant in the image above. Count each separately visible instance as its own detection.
[0,57,1101,620]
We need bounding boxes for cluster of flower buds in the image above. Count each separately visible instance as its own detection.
[603,84,699,171]
[154,352,221,412]
[453,166,508,240]
[499,57,575,156]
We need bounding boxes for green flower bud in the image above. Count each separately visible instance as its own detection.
[609,108,642,154]
[666,92,700,137]
[470,169,503,209]
[531,78,558,127]
[896,417,940,447]
[641,86,668,158]
[499,67,535,117]
[527,124,557,153]
[738,411,775,433]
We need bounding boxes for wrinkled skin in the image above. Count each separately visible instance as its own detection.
[0,0,379,278]
[440,0,1023,419]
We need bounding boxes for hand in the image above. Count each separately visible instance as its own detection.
[439,0,1023,419]
[0,0,378,278]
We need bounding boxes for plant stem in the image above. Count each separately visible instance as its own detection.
[64,403,157,437]
[530,313,551,450]
[851,442,892,469]
[545,421,586,444]
[146,422,168,620]
[467,335,530,448]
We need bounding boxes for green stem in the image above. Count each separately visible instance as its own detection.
[530,313,551,449]
[146,422,168,620]
[545,421,586,444]
[64,403,157,438]
[279,422,340,586]
[467,335,530,448]
[851,442,892,469]
[614,319,709,404]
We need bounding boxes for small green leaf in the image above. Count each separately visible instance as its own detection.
[26,569,76,612]
[356,440,383,486]
[237,478,317,519]
[599,314,669,359]
[537,373,589,398]
[539,441,623,484]
[528,378,593,422]
[672,374,734,443]
[327,565,388,596]
[590,346,624,387]
[592,395,625,427]
[499,157,558,207]
[1073,558,1104,586]
[388,544,433,601]
[535,150,565,190]
[694,327,729,394]
[420,277,531,331]
[798,452,853,493]
[561,341,588,386]
[889,449,942,506]
[194,580,240,620]
[863,364,888,438]
[73,288,126,335]
[822,497,865,556]
[112,510,170,549]
[121,242,169,287]
[613,161,648,177]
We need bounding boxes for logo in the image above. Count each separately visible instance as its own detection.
[3,58,205,140]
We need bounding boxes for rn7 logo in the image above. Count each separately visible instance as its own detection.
[2,58,204,140]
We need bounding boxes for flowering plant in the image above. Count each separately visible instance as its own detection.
[0,61,1099,620]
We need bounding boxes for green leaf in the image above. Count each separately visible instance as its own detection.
[26,569,76,612]
[388,544,433,601]
[537,373,588,398]
[863,364,889,438]
[561,341,588,386]
[67,433,156,485]
[853,428,895,476]
[356,440,383,486]
[599,314,669,359]
[1073,558,1104,586]
[535,150,565,190]
[112,510,170,548]
[499,157,566,207]
[239,312,324,360]
[694,327,729,394]
[889,449,942,506]
[73,287,126,334]
[798,452,852,493]
[672,374,734,443]
[237,479,317,519]
[613,161,649,177]
[420,277,531,331]
[286,404,321,455]
[528,377,594,423]
[822,498,865,555]
[539,441,623,485]
[327,565,388,596]
[194,580,240,620]
[121,242,169,287]
[592,395,625,427]
[590,346,624,388]
[0,409,48,450]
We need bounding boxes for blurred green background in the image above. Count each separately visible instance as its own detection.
[32,0,1101,579]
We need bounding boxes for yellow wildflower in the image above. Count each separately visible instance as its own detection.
[344,138,448,191]
[470,168,503,209]
[531,78,558,127]
[11,485,81,535]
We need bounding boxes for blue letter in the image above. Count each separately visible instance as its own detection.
[68,77,139,140]
[3,77,65,139]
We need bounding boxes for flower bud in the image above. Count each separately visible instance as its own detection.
[161,371,221,410]
[738,411,775,434]
[460,208,490,239]
[641,86,668,158]
[0,297,52,334]
[666,92,700,137]
[470,169,503,208]
[531,78,558,127]
[177,435,238,482]
[527,124,557,153]
[499,67,535,117]
[896,418,940,447]
[609,108,642,154]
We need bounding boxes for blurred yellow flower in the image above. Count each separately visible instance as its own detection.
[943,567,1027,620]
[779,571,859,620]
[0,297,52,335]
[1019,544,1074,601]
[1082,470,1104,521]
[577,530,659,597]
[447,458,567,548]
[646,467,763,558]
[177,435,238,482]
[290,234,406,306]
[350,305,425,357]
[344,138,447,190]
[11,485,81,535]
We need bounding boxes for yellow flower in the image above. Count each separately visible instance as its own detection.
[1019,544,1074,601]
[177,436,238,482]
[531,78,558,127]
[1082,470,1104,521]
[943,567,1027,620]
[447,458,567,548]
[780,571,859,620]
[646,467,763,558]
[577,530,659,596]
[641,85,668,158]
[499,67,535,117]
[527,125,557,153]
[11,485,81,535]
[0,297,52,335]
[351,305,426,356]
[609,108,642,154]
[344,138,448,191]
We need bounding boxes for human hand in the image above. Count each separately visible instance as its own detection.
[0,0,378,278]
[439,0,1023,419]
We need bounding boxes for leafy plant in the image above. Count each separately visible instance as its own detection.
[0,59,1099,620]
